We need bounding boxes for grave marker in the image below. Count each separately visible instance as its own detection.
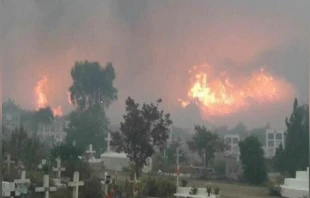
[35,175,56,198]
[105,133,112,152]
[14,170,31,196]
[52,158,65,178]
[174,147,182,187]
[4,154,15,173]
[86,144,96,159]
[68,172,84,198]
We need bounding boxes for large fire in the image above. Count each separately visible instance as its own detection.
[179,63,294,118]
[34,75,63,117]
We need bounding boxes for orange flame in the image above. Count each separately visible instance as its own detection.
[35,75,48,110]
[34,75,63,117]
[52,106,63,117]
[179,63,294,117]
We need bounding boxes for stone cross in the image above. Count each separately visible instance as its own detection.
[35,175,56,198]
[14,170,31,196]
[68,172,84,198]
[105,133,111,151]
[86,144,96,158]
[129,173,141,197]
[5,154,15,173]
[52,158,65,178]
[174,147,182,187]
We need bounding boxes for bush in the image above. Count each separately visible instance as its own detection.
[143,177,176,197]
[213,186,220,195]
[266,175,284,197]
[80,177,104,198]
[181,179,188,187]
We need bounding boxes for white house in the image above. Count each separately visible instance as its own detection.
[224,134,240,161]
[265,129,285,158]
[37,117,67,144]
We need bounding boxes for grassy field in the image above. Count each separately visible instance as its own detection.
[94,168,278,198]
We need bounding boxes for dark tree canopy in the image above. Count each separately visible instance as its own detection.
[34,107,54,123]
[69,61,117,111]
[65,107,109,153]
[274,98,309,176]
[239,136,267,185]
[187,125,224,169]
[111,97,173,177]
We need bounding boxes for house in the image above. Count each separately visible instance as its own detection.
[37,117,68,144]
[265,128,285,158]
[224,134,240,161]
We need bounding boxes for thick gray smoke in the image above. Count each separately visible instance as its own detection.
[1,0,309,129]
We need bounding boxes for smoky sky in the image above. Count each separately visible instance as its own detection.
[1,0,309,130]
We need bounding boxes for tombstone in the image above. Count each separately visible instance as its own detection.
[35,175,57,198]
[86,144,96,159]
[14,170,31,196]
[4,154,15,173]
[2,181,14,197]
[174,147,183,187]
[68,172,84,198]
[281,167,309,198]
[52,158,65,178]
[105,133,111,152]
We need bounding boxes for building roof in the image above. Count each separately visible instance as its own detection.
[100,151,128,158]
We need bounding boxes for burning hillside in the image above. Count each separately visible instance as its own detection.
[179,63,295,118]
[34,75,63,117]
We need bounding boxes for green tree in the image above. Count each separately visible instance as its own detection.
[111,97,173,178]
[273,143,285,172]
[69,61,117,111]
[239,136,267,185]
[66,61,117,152]
[282,99,309,176]
[33,106,54,125]
[187,125,224,170]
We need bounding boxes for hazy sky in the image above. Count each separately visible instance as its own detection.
[1,0,309,130]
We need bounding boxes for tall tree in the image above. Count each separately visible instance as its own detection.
[69,61,117,111]
[273,143,285,172]
[110,97,173,178]
[187,125,224,170]
[239,136,267,185]
[66,61,117,151]
[280,99,309,176]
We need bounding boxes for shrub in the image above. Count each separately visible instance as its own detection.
[213,186,220,195]
[266,175,284,197]
[190,186,198,195]
[206,183,212,196]
[80,177,104,198]
[143,177,176,197]
[181,179,188,187]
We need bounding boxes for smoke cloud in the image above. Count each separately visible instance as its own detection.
[1,0,309,129]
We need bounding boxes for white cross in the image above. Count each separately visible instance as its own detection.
[105,133,111,152]
[52,158,65,178]
[35,175,56,198]
[174,147,183,187]
[14,170,31,195]
[5,154,15,173]
[86,144,96,158]
[68,172,84,198]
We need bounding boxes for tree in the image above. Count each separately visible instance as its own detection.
[187,125,224,170]
[111,97,173,178]
[69,61,117,111]
[239,136,267,184]
[65,107,109,152]
[280,99,309,176]
[273,143,285,172]
[66,61,117,151]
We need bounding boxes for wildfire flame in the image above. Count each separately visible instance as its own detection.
[34,75,63,117]
[179,63,294,117]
